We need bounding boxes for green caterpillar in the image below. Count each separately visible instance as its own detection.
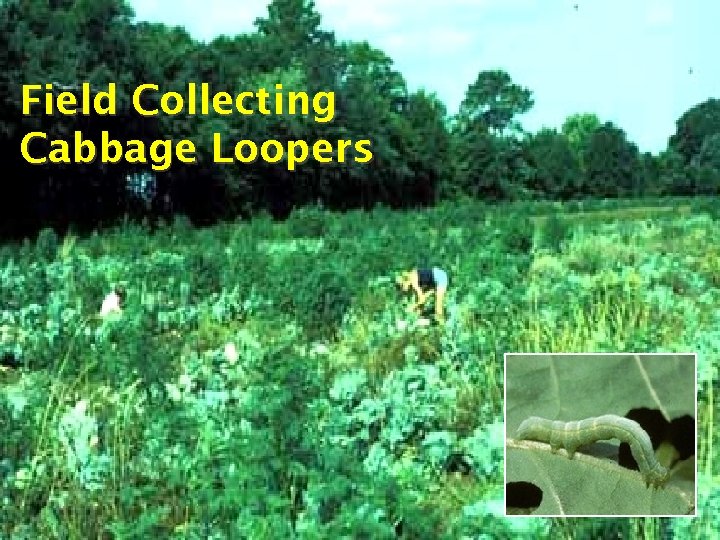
[516,414,668,488]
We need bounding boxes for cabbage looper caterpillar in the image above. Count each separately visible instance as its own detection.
[516,414,668,488]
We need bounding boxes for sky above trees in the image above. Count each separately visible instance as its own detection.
[128,0,717,154]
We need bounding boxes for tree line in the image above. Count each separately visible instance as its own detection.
[1,0,718,239]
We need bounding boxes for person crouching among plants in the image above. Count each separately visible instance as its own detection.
[100,285,125,318]
[396,267,448,324]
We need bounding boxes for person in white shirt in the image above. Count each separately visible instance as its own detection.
[100,286,125,317]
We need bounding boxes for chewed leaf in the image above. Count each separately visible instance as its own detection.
[506,441,692,516]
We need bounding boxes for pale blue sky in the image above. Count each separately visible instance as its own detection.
[128,0,718,153]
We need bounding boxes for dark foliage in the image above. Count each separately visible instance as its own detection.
[2,0,716,240]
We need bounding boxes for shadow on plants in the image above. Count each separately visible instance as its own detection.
[297,271,352,341]
[444,452,475,477]
[499,216,533,253]
[0,352,23,369]
[368,331,442,379]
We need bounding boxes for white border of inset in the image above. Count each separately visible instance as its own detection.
[502,352,698,518]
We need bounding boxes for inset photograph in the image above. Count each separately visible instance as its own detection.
[505,353,696,517]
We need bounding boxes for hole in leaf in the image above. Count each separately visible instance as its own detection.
[506,481,542,514]
[669,415,695,459]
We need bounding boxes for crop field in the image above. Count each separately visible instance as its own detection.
[0,197,718,538]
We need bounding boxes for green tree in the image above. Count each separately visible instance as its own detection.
[451,71,533,200]
[584,122,643,197]
[453,128,531,200]
[694,132,720,170]
[329,41,409,208]
[457,70,533,135]
[669,98,720,164]
[0,0,143,237]
[446,70,533,200]
[692,133,720,194]
[639,152,662,196]
[400,90,450,204]
[656,149,693,195]
[561,112,600,173]
[254,0,332,67]
[523,128,582,199]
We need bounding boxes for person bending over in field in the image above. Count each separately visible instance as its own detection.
[396,267,448,323]
[100,285,125,318]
